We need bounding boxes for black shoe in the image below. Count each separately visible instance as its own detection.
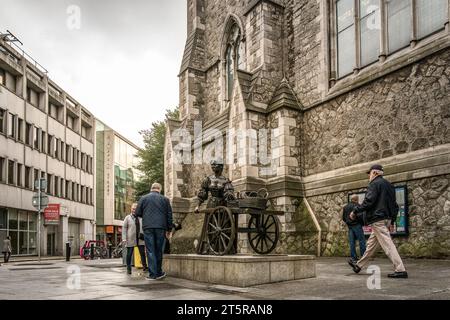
[348,259,361,274]
[156,272,166,280]
[142,267,148,272]
[388,271,408,278]
[127,268,132,275]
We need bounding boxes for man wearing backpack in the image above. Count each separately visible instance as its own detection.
[348,164,408,279]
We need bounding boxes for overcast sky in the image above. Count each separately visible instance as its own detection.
[0,0,187,147]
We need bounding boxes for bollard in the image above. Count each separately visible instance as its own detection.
[108,244,113,259]
[66,242,71,261]
[90,243,95,260]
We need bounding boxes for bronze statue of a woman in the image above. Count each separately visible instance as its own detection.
[195,160,236,254]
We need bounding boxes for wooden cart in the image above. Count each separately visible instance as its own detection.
[198,191,283,255]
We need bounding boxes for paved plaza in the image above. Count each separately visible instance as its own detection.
[1,257,449,300]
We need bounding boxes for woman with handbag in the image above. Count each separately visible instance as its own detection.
[122,203,148,274]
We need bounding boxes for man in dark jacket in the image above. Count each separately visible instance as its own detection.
[343,195,366,262]
[135,182,173,280]
[348,164,407,278]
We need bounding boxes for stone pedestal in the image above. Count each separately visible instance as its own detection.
[162,254,316,287]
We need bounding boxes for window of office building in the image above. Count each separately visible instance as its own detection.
[7,113,16,138]
[26,87,39,108]
[33,169,39,190]
[81,153,86,171]
[18,118,24,142]
[25,123,32,146]
[49,103,63,122]
[17,163,23,187]
[0,68,5,85]
[0,157,5,183]
[74,149,78,167]
[81,125,91,140]
[66,145,71,164]
[25,166,32,189]
[47,135,54,157]
[47,173,52,195]
[33,127,39,149]
[41,131,46,153]
[334,0,449,78]
[72,182,76,202]
[60,178,64,197]
[8,160,14,185]
[66,180,71,199]
[67,114,76,131]
[81,186,85,203]
[0,108,5,134]
[54,176,59,197]
[60,141,65,161]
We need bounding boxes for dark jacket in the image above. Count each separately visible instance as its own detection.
[135,191,173,231]
[342,202,361,227]
[354,175,399,226]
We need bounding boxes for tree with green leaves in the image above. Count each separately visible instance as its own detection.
[134,107,179,200]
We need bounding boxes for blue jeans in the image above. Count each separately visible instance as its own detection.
[348,225,366,260]
[143,228,166,278]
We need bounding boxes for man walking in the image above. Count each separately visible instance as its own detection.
[122,203,148,275]
[343,195,366,262]
[135,183,173,280]
[348,164,408,278]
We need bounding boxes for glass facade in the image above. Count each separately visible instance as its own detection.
[0,207,37,255]
[114,136,138,221]
[95,119,140,230]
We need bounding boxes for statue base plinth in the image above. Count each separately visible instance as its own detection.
[162,254,315,287]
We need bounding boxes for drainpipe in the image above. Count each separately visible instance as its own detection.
[303,198,322,257]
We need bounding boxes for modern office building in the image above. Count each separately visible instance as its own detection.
[95,120,140,246]
[0,35,95,256]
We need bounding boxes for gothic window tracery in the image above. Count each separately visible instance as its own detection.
[224,22,244,100]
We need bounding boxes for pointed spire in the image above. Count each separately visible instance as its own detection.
[268,78,302,112]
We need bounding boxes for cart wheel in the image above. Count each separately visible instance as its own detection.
[248,214,280,254]
[207,206,236,255]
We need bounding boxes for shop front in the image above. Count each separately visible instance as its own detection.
[0,207,38,256]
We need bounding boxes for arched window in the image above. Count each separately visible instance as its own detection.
[224,22,243,100]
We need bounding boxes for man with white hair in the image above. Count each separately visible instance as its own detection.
[348,164,408,279]
[135,182,173,280]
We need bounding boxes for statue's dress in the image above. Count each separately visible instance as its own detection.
[197,175,235,208]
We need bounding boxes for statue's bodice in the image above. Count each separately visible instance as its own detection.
[197,174,235,208]
[208,175,228,198]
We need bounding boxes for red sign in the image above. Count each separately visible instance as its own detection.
[44,204,60,225]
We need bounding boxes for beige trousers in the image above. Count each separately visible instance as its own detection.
[356,219,406,272]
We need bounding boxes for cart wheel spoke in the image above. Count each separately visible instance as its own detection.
[221,233,231,240]
[250,233,259,242]
[208,223,218,230]
[265,221,275,229]
[248,214,280,255]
